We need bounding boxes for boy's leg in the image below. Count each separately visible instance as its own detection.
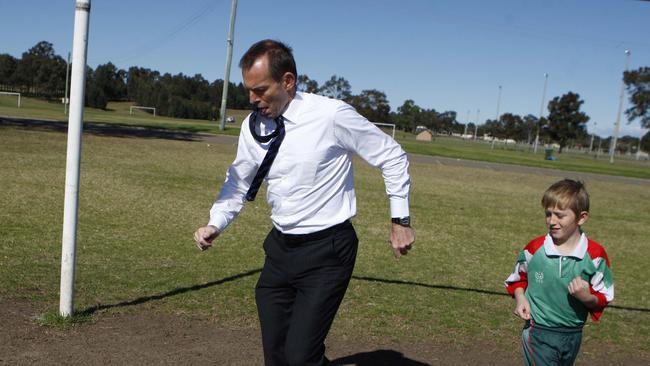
[559,331,582,366]
[522,322,563,366]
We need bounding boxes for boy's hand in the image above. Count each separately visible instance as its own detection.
[568,276,599,308]
[513,288,531,320]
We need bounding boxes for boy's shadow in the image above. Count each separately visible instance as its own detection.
[330,349,431,366]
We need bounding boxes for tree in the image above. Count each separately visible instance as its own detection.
[94,62,127,100]
[521,114,538,143]
[297,74,319,93]
[0,54,18,86]
[318,75,351,100]
[641,130,650,153]
[624,67,650,128]
[14,41,66,98]
[347,89,391,122]
[546,92,589,153]
[395,99,422,132]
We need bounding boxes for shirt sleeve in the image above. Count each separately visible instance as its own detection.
[332,103,411,218]
[207,124,258,232]
[504,249,529,296]
[587,247,614,321]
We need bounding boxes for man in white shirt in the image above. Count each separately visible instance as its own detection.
[194,39,415,366]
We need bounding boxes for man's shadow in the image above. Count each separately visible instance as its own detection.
[330,349,431,366]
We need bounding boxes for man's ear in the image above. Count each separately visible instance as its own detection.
[283,72,296,91]
[577,211,589,226]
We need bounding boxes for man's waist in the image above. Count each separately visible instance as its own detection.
[273,220,352,245]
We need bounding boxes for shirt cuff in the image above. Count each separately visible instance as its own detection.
[389,196,409,218]
[207,212,229,233]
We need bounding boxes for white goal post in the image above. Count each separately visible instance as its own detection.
[0,91,21,107]
[373,122,396,139]
[129,105,156,116]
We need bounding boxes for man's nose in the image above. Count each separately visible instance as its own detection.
[249,91,259,104]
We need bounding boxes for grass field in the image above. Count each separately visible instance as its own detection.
[2,95,649,180]
[1,126,648,355]
[0,95,246,136]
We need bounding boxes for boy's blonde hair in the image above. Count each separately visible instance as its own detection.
[541,179,589,216]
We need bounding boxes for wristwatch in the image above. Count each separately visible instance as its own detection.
[391,216,411,227]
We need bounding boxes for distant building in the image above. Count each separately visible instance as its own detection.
[416,130,433,141]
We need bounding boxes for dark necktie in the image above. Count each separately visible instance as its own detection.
[245,111,286,201]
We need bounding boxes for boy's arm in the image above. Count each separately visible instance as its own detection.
[584,241,615,321]
[568,277,599,309]
[513,287,531,320]
[504,250,529,296]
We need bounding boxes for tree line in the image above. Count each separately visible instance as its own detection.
[1,41,648,153]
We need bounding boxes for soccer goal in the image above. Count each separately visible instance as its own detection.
[373,122,396,139]
[129,105,156,116]
[0,92,21,107]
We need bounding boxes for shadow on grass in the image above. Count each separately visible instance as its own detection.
[1,116,206,141]
[75,269,648,317]
[78,268,262,316]
[330,349,431,366]
[351,275,650,313]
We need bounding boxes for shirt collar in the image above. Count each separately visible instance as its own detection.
[543,233,588,259]
[281,91,304,125]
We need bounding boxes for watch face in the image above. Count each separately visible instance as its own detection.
[392,217,410,226]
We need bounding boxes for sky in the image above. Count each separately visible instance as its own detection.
[1,0,648,138]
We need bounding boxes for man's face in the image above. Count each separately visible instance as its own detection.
[242,55,294,118]
[545,205,588,245]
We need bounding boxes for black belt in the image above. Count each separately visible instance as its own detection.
[274,220,352,245]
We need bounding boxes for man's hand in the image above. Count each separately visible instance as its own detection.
[193,225,220,251]
[568,276,599,309]
[390,224,415,258]
[513,288,531,320]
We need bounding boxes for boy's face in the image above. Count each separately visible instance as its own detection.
[545,205,589,245]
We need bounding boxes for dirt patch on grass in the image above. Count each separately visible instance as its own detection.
[1,298,646,365]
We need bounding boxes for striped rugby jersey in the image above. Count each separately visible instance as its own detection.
[505,233,614,327]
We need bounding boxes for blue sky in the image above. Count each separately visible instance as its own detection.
[1,0,648,137]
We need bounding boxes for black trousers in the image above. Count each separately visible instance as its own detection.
[255,220,358,366]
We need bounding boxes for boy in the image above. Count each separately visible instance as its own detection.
[505,179,614,366]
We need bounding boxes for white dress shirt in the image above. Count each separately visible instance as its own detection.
[208,92,410,234]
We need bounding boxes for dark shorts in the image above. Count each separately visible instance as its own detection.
[522,320,583,366]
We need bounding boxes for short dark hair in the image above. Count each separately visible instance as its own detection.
[541,179,590,216]
[239,39,297,82]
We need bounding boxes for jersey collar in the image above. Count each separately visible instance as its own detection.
[543,233,588,259]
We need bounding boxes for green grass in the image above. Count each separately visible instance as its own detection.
[1,127,648,354]
[3,95,649,180]
[0,95,245,136]
[399,134,650,180]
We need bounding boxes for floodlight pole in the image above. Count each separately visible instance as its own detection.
[534,73,548,154]
[464,109,470,137]
[609,50,631,164]
[219,0,238,131]
[60,0,91,318]
[474,109,480,140]
[64,52,71,114]
[492,85,502,149]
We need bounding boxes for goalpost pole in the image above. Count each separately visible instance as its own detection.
[60,0,91,318]
[0,92,21,107]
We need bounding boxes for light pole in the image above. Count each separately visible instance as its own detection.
[491,85,502,149]
[609,49,631,163]
[219,0,238,131]
[464,109,470,137]
[534,73,548,154]
[474,109,480,140]
[589,122,597,154]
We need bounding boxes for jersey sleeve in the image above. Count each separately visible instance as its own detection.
[504,236,544,296]
[586,240,614,321]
